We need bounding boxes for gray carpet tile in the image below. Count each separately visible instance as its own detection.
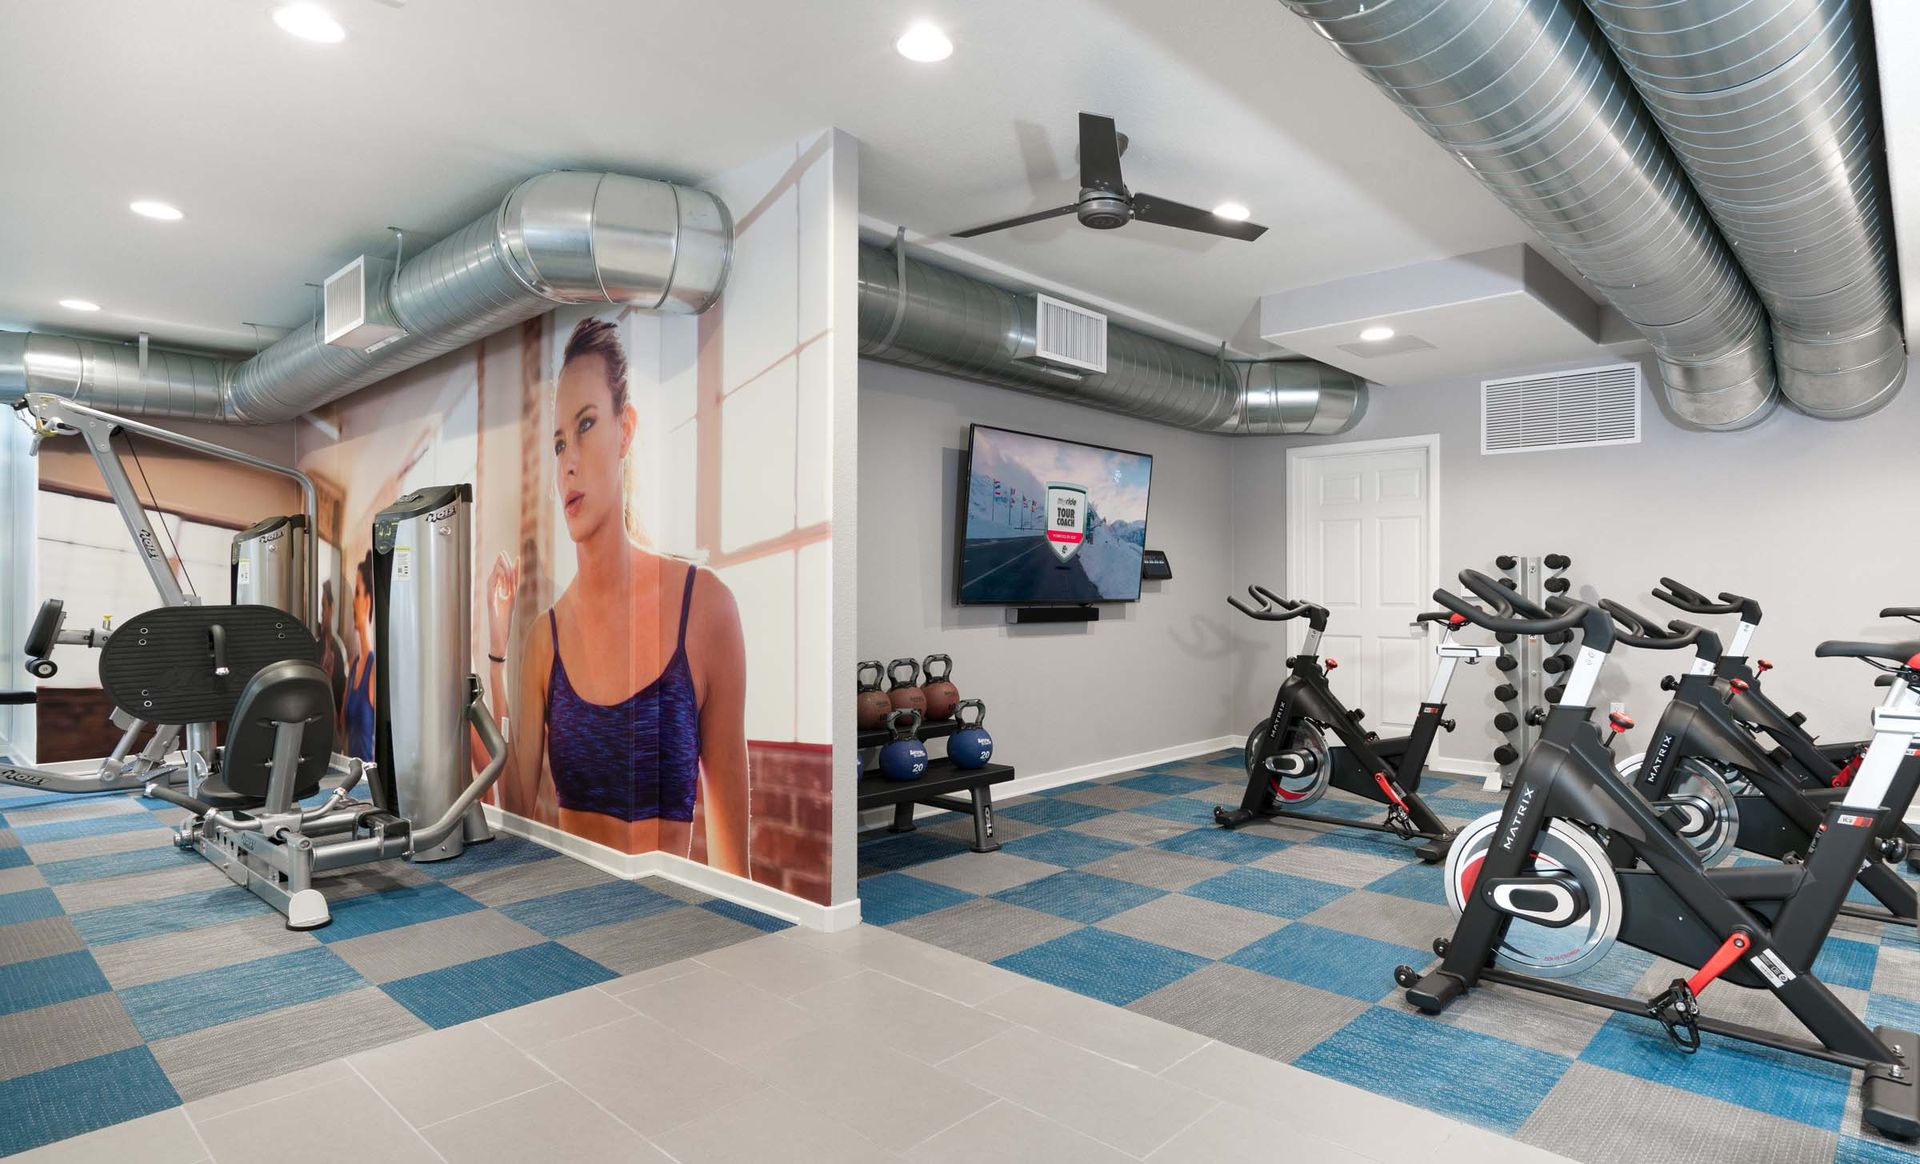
[51,860,228,915]
[3,799,149,826]
[23,825,174,865]
[1518,1062,1838,1164]
[0,827,19,849]
[150,985,432,1102]
[1251,841,1412,887]
[92,915,324,991]
[560,906,761,975]
[1386,974,1611,1060]
[0,916,86,966]
[1128,961,1369,1063]
[0,992,143,1080]
[925,813,1046,846]
[1872,945,1920,997]
[1075,847,1238,892]
[1630,955,1870,1043]
[447,852,613,906]
[898,852,1059,896]
[310,863,433,901]
[889,899,1080,963]
[1065,811,1195,847]
[330,909,547,984]
[645,876,715,905]
[1299,889,1454,951]
[0,864,48,895]
[1095,894,1286,960]
[1053,786,1166,811]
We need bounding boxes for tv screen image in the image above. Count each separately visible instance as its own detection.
[957,425,1153,604]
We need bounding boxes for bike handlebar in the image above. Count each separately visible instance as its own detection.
[1228,585,1329,631]
[1461,569,1551,619]
[1434,587,1596,639]
[1599,599,1713,653]
[1654,577,1762,623]
[1882,607,1920,622]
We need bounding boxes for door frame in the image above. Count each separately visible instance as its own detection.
[1284,433,1443,664]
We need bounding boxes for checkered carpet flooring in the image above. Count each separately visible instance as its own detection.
[0,782,785,1157]
[858,750,1920,1164]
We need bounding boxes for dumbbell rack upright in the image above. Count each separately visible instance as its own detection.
[1488,554,1573,789]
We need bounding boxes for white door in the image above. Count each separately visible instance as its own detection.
[1289,440,1436,738]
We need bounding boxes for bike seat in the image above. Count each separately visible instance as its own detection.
[1815,639,1920,665]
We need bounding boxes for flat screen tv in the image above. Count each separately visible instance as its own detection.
[956,424,1153,604]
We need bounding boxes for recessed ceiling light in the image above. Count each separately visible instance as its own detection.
[1212,202,1251,221]
[1359,325,1396,343]
[273,3,346,43]
[895,22,952,63]
[59,299,102,312]
[129,200,184,221]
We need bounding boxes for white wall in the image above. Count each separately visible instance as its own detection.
[858,361,1242,783]
[1231,359,1920,771]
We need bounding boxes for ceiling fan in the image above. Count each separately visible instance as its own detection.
[952,112,1267,242]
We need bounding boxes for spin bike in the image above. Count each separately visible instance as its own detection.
[1597,599,1918,924]
[1397,575,1920,1141]
[1214,584,1498,863]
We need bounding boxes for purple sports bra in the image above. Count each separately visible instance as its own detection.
[543,567,700,823]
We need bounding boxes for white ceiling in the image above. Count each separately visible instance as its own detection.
[2,0,1572,358]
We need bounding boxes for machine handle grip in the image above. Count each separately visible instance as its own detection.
[208,624,230,677]
[1461,569,1550,619]
[1433,588,1592,638]
[1881,607,1920,621]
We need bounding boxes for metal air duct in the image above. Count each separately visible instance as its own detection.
[1583,0,1905,419]
[856,244,1366,435]
[1281,0,1779,430]
[0,171,732,423]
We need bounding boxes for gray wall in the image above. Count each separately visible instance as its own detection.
[858,360,1242,781]
[1230,360,1920,771]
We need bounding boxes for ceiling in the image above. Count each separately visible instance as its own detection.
[7,0,1900,370]
[0,0,1549,359]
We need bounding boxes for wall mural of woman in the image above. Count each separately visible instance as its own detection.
[485,319,751,873]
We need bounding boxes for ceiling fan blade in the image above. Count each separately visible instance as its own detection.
[1131,193,1268,241]
[1079,113,1126,193]
[951,204,1079,238]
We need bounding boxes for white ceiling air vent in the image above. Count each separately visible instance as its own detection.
[1482,363,1641,454]
[322,256,408,354]
[1024,293,1108,375]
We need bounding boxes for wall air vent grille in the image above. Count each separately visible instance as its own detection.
[1031,293,1108,374]
[1482,363,1641,455]
[322,256,407,353]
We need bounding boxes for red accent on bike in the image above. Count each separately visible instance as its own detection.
[1685,931,1752,998]
[1448,613,1467,628]
[1270,778,1311,803]
[1607,712,1634,733]
[1908,651,1920,669]
[1728,679,1750,695]
[1373,773,1408,812]
[1755,659,1774,674]
[1325,658,1339,671]
[1459,853,1483,899]
[1834,751,1863,788]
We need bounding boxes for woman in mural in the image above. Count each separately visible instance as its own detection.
[485,318,750,874]
[344,554,377,761]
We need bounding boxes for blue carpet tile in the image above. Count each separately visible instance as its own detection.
[501,881,686,938]
[0,807,786,1156]
[0,1047,179,1157]
[995,927,1207,1006]
[860,747,1920,1163]
[120,946,368,1040]
[382,941,618,1029]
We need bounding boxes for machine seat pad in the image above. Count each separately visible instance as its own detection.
[219,660,335,803]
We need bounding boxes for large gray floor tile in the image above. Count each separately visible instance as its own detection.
[484,984,639,1050]
[694,930,866,997]
[908,1100,1136,1164]
[615,962,822,1063]
[979,977,1209,1074]
[194,1072,437,1164]
[789,969,1008,1063]
[940,1025,1215,1157]
[9,1106,206,1164]
[421,1081,671,1162]
[831,924,1028,1005]
[349,1020,555,1128]
[184,1060,353,1123]
[749,1027,994,1152]
[530,1012,763,1137]
[654,1085,899,1164]
[1144,1101,1367,1163]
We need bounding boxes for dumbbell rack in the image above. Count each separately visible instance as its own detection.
[856,718,1013,854]
[1488,554,1573,788]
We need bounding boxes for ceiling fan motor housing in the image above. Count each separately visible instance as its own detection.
[1076,190,1131,229]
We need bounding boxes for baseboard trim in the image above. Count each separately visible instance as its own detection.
[479,805,859,932]
[858,734,1242,831]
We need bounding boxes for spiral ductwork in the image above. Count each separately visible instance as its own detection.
[1281,0,1779,430]
[1583,0,1905,419]
[856,244,1365,435]
[0,171,732,424]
